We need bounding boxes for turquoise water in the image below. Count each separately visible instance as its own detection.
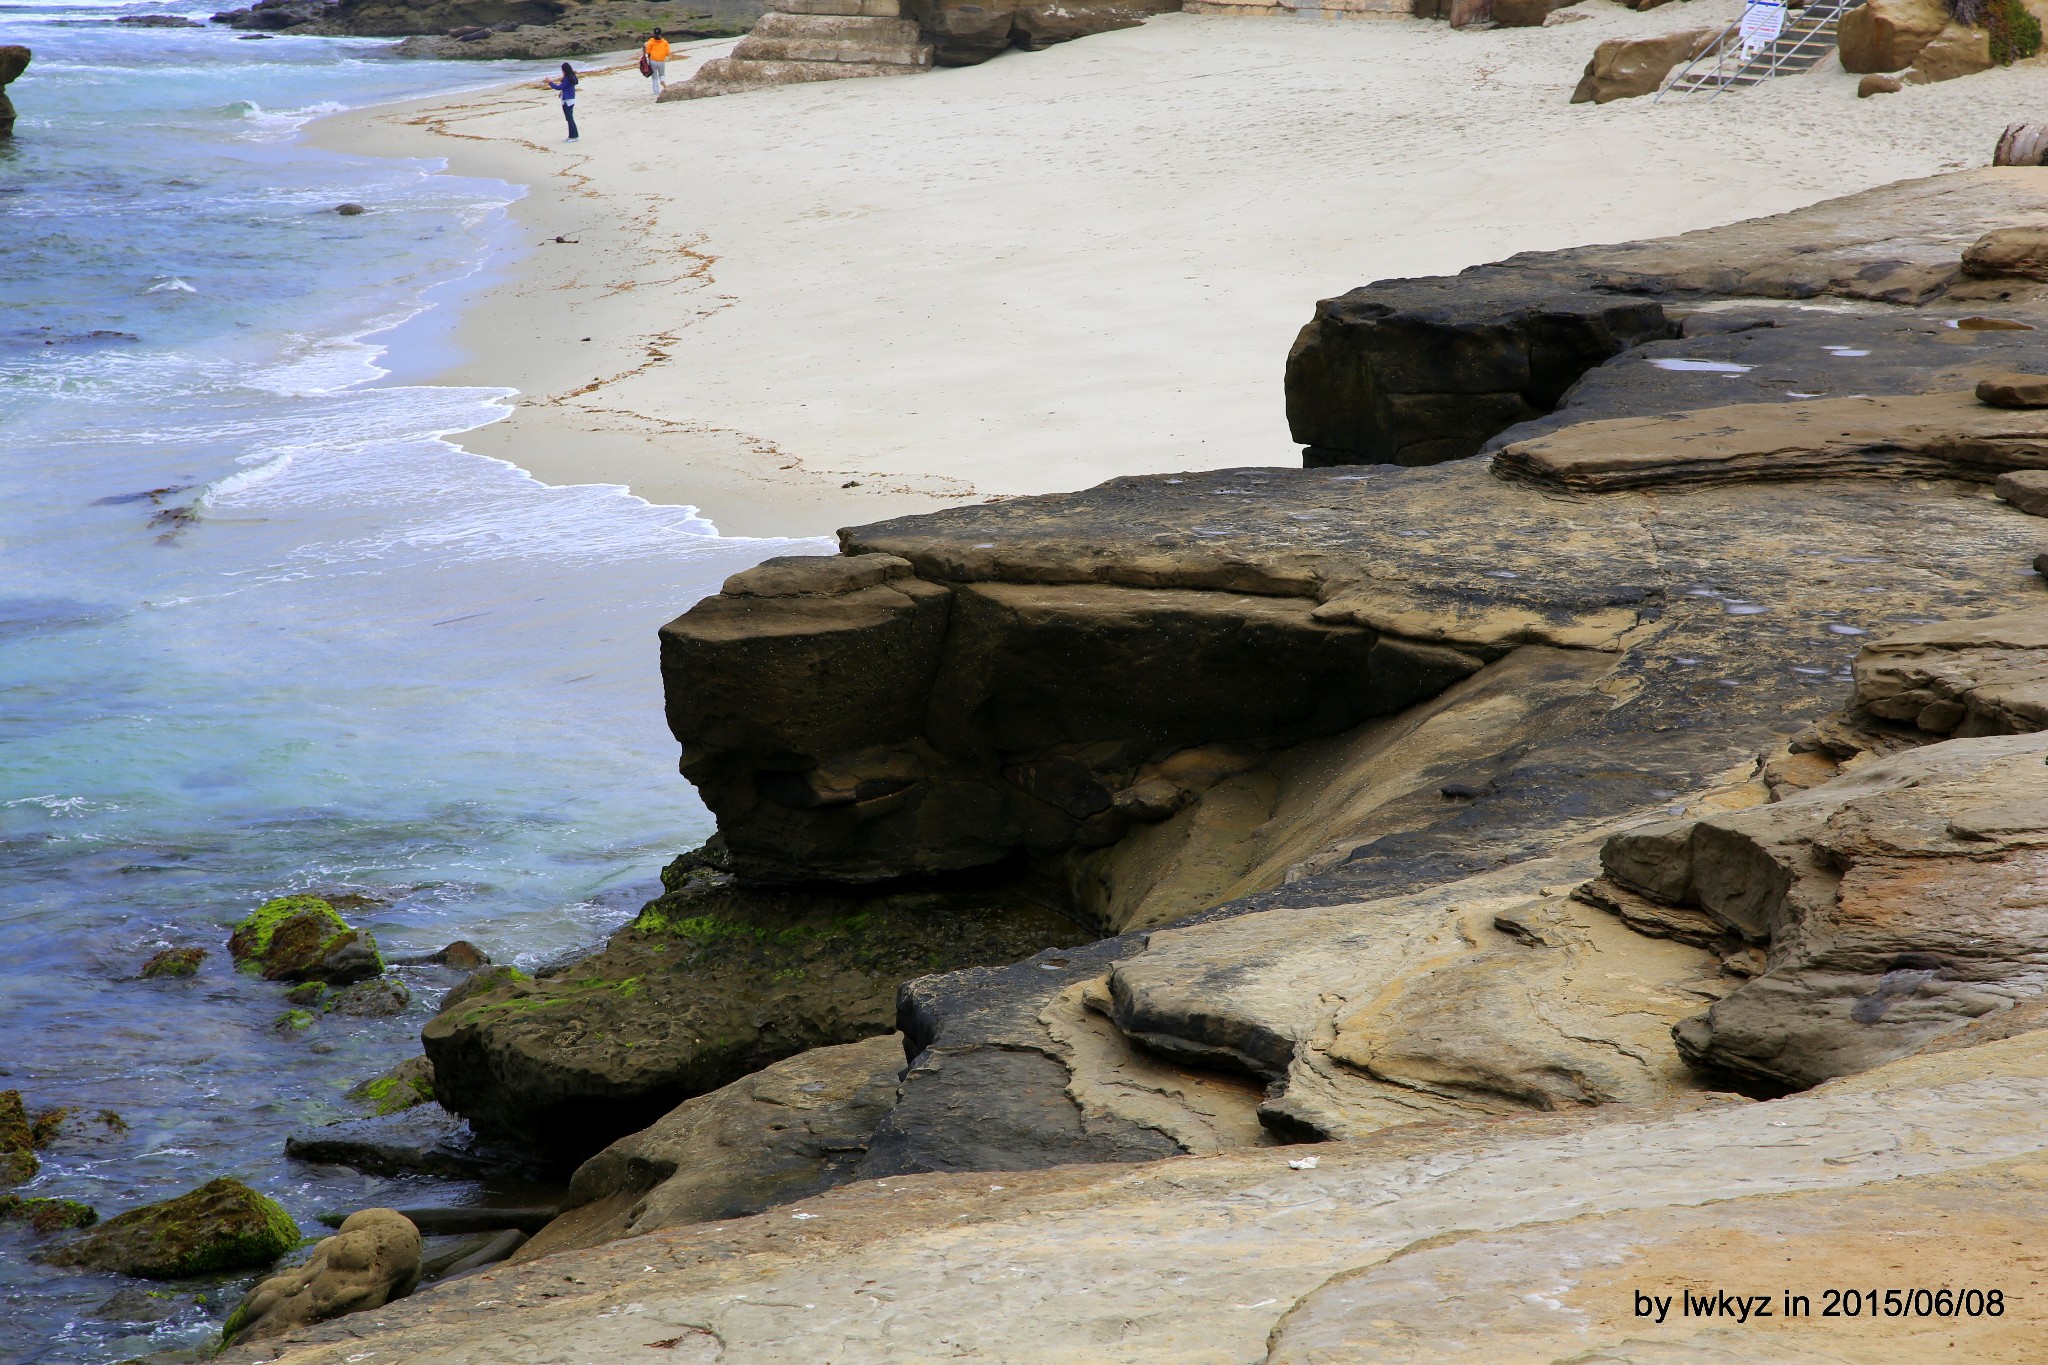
[0,12,803,1359]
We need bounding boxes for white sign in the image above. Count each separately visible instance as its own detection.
[1738,0,1786,56]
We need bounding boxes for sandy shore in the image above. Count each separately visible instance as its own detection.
[313,12,2048,537]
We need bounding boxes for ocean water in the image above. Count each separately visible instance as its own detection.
[0,11,806,1360]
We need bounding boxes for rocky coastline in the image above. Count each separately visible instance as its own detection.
[160,165,2048,1358]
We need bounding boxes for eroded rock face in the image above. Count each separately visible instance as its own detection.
[1288,169,2048,467]
[902,0,1175,65]
[421,852,1087,1157]
[223,1209,421,1344]
[515,1033,906,1260]
[42,1177,299,1280]
[1600,732,2048,1090]
[1851,606,2048,737]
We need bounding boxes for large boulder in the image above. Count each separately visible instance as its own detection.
[515,1033,905,1260]
[41,1178,299,1279]
[0,45,27,138]
[900,0,1175,64]
[227,895,381,985]
[1569,28,1717,104]
[222,1209,420,1344]
[420,853,1087,1158]
[1836,0,1948,71]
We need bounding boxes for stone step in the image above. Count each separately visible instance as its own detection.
[657,54,930,101]
[733,14,933,65]
[772,0,902,15]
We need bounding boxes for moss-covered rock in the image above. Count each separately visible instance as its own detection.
[228,896,381,985]
[422,850,1090,1158]
[41,1177,300,1279]
[0,1091,36,1185]
[28,1107,127,1155]
[438,963,530,1016]
[0,1195,98,1234]
[272,1009,317,1036]
[345,1056,437,1117]
[326,976,411,1018]
[140,947,205,979]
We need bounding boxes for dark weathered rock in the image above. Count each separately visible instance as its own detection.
[1288,170,2048,467]
[0,1090,35,1185]
[325,975,411,1018]
[285,1107,544,1180]
[0,1196,97,1234]
[900,0,1172,64]
[41,1178,299,1280]
[212,0,763,56]
[228,895,382,986]
[0,45,28,139]
[421,853,1088,1157]
[140,947,205,979]
[516,1033,906,1261]
[224,1209,419,1344]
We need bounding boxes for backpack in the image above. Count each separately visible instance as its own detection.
[639,53,653,76]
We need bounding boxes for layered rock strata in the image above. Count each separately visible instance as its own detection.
[661,0,932,100]
[1286,169,2048,468]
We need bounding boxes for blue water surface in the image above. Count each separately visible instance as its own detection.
[0,11,799,1359]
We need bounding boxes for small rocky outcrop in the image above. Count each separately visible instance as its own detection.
[140,947,205,979]
[0,45,28,139]
[42,1178,299,1279]
[346,1056,438,1117]
[1851,606,2048,737]
[663,0,932,100]
[222,1208,420,1344]
[1838,0,2041,80]
[516,1033,905,1260]
[420,852,1087,1157]
[1569,28,1716,104]
[0,1196,97,1234]
[228,895,382,986]
[1599,730,2048,1091]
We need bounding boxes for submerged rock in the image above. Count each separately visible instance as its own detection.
[0,45,28,140]
[324,976,410,1018]
[0,1195,97,1234]
[516,1033,906,1261]
[140,947,205,979]
[0,1091,36,1185]
[42,1177,299,1279]
[286,1106,544,1180]
[222,1208,419,1344]
[228,895,382,986]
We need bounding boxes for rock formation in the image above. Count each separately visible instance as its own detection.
[661,0,933,101]
[226,169,2048,1358]
[1836,0,2042,82]
[228,895,382,985]
[42,1177,299,1279]
[1569,28,1717,104]
[209,0,766,58]
[222,1208,421,1344]
[0,46,28,139]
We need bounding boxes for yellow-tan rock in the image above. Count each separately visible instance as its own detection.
[222,1208,420,1344]
[1836,0,1948,71]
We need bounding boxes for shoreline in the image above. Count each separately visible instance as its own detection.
[309,12,2048,539]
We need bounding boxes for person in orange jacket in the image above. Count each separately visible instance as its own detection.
[641,30,670,97]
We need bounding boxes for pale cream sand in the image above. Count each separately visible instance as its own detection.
[314,12,2048,536]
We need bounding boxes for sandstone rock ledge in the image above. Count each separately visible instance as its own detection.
[255,173,2048,1360]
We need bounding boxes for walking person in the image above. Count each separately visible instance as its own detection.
[545,61,578,141]
[641,29,670,97]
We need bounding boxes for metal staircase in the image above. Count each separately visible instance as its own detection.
[1656,0,1854,100]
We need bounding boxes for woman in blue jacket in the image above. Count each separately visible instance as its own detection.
[545,63,579,141]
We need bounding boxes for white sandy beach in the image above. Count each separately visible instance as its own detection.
[315,9,2048,535]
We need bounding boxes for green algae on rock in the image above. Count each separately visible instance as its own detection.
[346,1056,437,1117]
[228,895,382,985]
[140,946,205,979]
[42,1177,300,1280]
[0,1195,98,1234]
[422,850,1090,1157]
[0,1090,36,1185]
